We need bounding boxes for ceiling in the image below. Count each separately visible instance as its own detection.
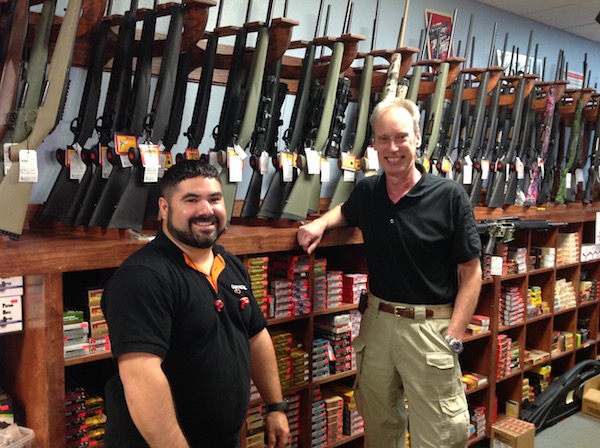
[476,0,600,44]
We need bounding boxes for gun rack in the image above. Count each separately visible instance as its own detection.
[445,66,504,103]
[412,57,465,99]
[485,74,538,108]
[531,80,569,112]
[557,87,596,118]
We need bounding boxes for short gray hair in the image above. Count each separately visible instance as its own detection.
[370,98,421,135]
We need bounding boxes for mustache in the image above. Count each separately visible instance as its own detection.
[189,215,219,225]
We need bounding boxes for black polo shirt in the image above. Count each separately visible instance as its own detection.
[341,165,481,304]
[101,229,267,447]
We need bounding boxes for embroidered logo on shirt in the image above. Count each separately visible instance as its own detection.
[231,284,248,295]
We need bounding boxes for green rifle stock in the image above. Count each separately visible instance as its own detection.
[555,98,584,204]
[421,62,450,161]
[280,40,344,221]
[328,53,373,209]
[0,0,82,239]
[9,0,56,145]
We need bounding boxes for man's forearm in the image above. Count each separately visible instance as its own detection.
[448,258,482,339]
[119,354,189,447]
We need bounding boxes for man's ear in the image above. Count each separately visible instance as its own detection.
[415,130,422,148]
[158,197,168,221]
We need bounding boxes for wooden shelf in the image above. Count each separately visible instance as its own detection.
[64,351,112,367]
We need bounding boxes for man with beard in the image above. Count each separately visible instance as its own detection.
[101,161,289,447]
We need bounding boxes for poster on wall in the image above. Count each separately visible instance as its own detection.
[424,9,453,60]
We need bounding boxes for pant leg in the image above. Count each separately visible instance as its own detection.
[353,301,407,448]
[393,314,469,448]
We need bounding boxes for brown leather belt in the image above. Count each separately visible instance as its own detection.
[378,303,450,319]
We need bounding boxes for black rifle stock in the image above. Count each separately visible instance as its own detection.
[0,0,82,239]
[583,100,600,204]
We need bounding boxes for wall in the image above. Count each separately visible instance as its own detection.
[27,0,600,203]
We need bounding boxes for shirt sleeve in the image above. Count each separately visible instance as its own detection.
[102,265,174,360]
[452,188,482,264]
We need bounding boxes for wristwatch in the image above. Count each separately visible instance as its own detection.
[444,333,464,354]
[266,399,288,413]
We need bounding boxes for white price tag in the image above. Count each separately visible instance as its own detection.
[516,157,524,179]
[101,147,113,179]
[18,149,38,182]
[228,153,243,182]
[306,149,320,175]
[260,151,270,175]
[234,144,247,160]
[481,159,490,180]
[120,153,132,168]
[576,168,584,183]
[343,169,355,182]
[490,256,504,276]
[596,212,600,245]
[566,172,572,189]
[158,153,167,178]
[140,144,160,183]
[463,156,473,185]
[366,146,379,170]
[68,149,86,182]
[209,151,222,174]
[320,158,330,182]
[282,155,294,182]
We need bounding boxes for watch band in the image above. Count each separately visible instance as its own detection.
[266,399,288,413]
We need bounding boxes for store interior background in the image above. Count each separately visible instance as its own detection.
[28,0,600,206]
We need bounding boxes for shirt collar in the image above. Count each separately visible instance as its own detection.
[376,163,428,199]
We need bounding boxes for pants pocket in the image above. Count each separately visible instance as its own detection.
[439,394,470,448]
[425,351,456,397]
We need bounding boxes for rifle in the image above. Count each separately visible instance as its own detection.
[38,1,113,224]
[487,33,533,208]
[73,0,139,227]
[7,0,56,145]
[454,23,497,188]
[583,96,600,204]
[381,0,410,101]
[504,38,538,205]
[0,0,28,146]
[240,11,289,219]
[555,55,587,205]
[476,217,566,255]
[0,0,82,239]
[279,18,346,220]
[328,0,378,210]
[256,0,324,219]
[406,14,433,104]
[208,0,272,224]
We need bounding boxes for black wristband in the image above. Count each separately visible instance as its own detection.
[266,399,288,413]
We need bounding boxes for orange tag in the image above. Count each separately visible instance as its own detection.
[114,135,137,155]
[185,148,200,160]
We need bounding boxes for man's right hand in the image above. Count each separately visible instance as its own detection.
[297,219,327,254]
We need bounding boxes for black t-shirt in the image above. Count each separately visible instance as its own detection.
[101,230,267,447]
[342,166,481,304]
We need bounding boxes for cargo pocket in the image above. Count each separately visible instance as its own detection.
[439,394,469,447]
[425,352,455,397]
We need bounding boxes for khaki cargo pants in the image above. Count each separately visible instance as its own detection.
[352,294,469,448]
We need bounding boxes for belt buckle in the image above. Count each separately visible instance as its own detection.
[393,306,414,318]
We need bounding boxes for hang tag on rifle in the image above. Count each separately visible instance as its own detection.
[576,169,584,183]
[462,156,473,185]
[516,157,524,179]
[481,160,490,180]
[140,144,160,183]
[158,152,171,178]
[68,146,85,182]
[260,151,270,175]
[366,146,379,171]
[306,149,320,175]
[490,256,503,276]
[115,135,136,168]
[101,146,112,179]
[234,144,247,161]
[321,158,330,182]
[228,149,243,182]
[566,173,572,189]
[282,153,294,182]
[18,149,37,183]
[185,148,200,160]
[343,169,355,182]
[421,156,431,174]
[209,151,222,174]
[3,143,15,176]
[441,157,452,174]
[340,153,356,172]
[538,158,545,179]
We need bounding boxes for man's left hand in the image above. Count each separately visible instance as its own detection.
[265,411,290,448]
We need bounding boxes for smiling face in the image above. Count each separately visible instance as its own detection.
[373,106,421,180]
[159,176,227,249]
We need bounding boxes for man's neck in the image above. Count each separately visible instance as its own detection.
[385,165,422,203]
[163,225,215,272]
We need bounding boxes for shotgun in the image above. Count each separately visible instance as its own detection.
[0,0,82,238]
[583,97,600,204]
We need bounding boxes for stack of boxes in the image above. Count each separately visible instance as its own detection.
[270,331,294,392]
[525,364,551,399]
[526,285,546,319]
[557,232,579,266]
[0,389,13,425]
[332,385,364,437]
[577,316,591,346]
[314,314,352,375]
[496,334,512,380]
[580,242,600,261]
[510,340,521,372]
[554,278,577,311]
[499,286,525,326]
[469,405,486,440]
[342,274,367,305]
[245,403,264,448]
[246,256,269,318]
[313,261,328,312]
[65,387,105,447]
[86,288,110,355]
[349,310,362,370]
[481,254,492,280]
[287,394,302,447]
[468,314,490,335]
[579,279,599,304]
[63,314,90,359]
[323,392,344,445]
[326,271,344,310]
[311,387,327,447]
[507,247,528,274]
[312,338,330,380]
[551,330,574,355]
[522,377,535,403]
[269,254,311,318]
[0,276,23,335]
[291,346,310,388]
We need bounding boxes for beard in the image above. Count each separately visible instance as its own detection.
[166,211,225,249]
